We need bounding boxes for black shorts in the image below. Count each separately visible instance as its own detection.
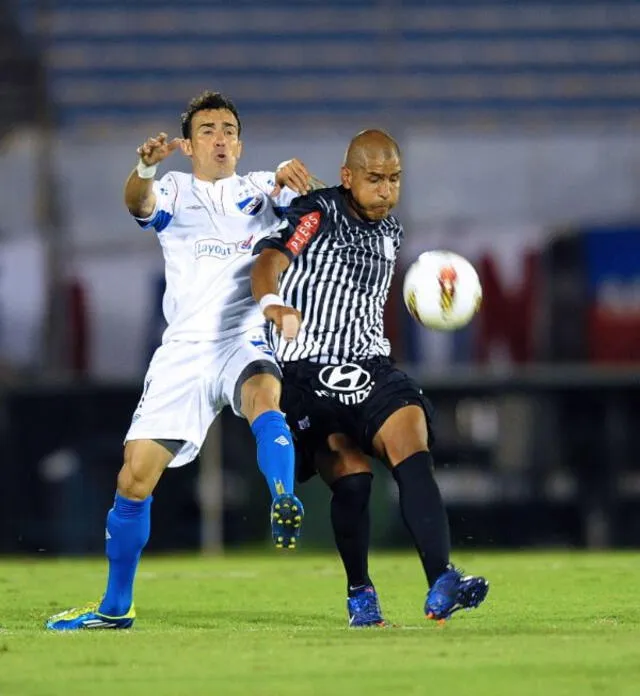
[280,356,434,482]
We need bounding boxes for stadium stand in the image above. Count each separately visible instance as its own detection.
[0,0,41,134]
[11,1,640,125]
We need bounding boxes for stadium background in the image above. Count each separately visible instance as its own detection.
[1,0,640,556]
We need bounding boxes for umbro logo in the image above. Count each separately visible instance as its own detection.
[274,435,290,447]
[186,204,204,210]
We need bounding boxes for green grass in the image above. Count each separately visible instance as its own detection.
[1,551,639,696]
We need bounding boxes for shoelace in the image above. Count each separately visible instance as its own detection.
[52,602,99,620]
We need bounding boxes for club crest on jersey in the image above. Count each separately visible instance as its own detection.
[298,416,311,430]
[237,194,265,216]
[195,238,235,259]
[237,235,254,253]
[383,236,395,260]
[250,338,273,356]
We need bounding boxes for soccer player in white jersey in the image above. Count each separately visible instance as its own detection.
[46,91,312,631]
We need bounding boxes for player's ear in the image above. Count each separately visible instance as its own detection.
[181,139,192,157]
[340,165,352,189]
[236,139,243,161]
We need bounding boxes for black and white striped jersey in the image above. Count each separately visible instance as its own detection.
[254,186,403,364]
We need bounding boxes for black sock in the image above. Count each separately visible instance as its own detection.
[392,452,451,586]
[329,473,373,594]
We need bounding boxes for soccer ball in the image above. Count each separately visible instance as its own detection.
[402,251,482,331]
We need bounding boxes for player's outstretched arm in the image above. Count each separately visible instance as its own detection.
[124,132,182,218]
[272,159,326,197]
[252,248,301,341]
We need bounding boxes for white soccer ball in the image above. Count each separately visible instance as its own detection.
[402,251,482,331]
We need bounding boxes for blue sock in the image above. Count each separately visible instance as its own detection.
[251,410,295,498]
[98,493,152,616]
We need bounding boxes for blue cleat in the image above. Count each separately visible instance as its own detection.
[425,566,489,623]
[46,603,136,631]
[271,493,304,549]
[348,585,386,627]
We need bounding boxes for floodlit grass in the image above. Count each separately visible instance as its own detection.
[1,551,639,695]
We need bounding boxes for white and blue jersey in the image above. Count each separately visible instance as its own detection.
[125,169,298,467]
[136,170,296,342]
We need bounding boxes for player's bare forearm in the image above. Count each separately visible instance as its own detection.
[251,248,291,301]
[125,132,180,218]
[253,248,301,341]
[124,170,156,218]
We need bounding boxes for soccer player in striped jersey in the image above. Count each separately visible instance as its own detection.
[252,130,489,627]
[46,91,312,631]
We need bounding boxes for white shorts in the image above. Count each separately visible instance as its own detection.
[124,329,279,467]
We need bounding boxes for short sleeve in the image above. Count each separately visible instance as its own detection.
[253,193,326,261]
[134,172,179,233]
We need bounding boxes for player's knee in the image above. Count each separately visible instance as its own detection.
[117,462,154,501]
[117,466,148,501]
[322,434,372,481]
[330,471,373,510]
[384,433,429,465]
[118,444,166,500]
[241,373,281,422]
[331,455,372,480]
[375,406,430,465]
[381,423,430,465]
[319,456,371,485]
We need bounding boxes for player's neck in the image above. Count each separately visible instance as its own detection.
[343,190,365,221]
[344,190,376,224]
[192,170,236,184]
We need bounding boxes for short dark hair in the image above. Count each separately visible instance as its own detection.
[180,91,242,139]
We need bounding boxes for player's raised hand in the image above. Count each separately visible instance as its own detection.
[272,159,323,196]
[264,305,301,342]
[137,132,182,166]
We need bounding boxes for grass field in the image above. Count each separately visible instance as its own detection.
[1,550,639,696]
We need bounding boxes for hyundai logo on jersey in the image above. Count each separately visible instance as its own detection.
[319,364,372,392]
[315,363,375,405]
